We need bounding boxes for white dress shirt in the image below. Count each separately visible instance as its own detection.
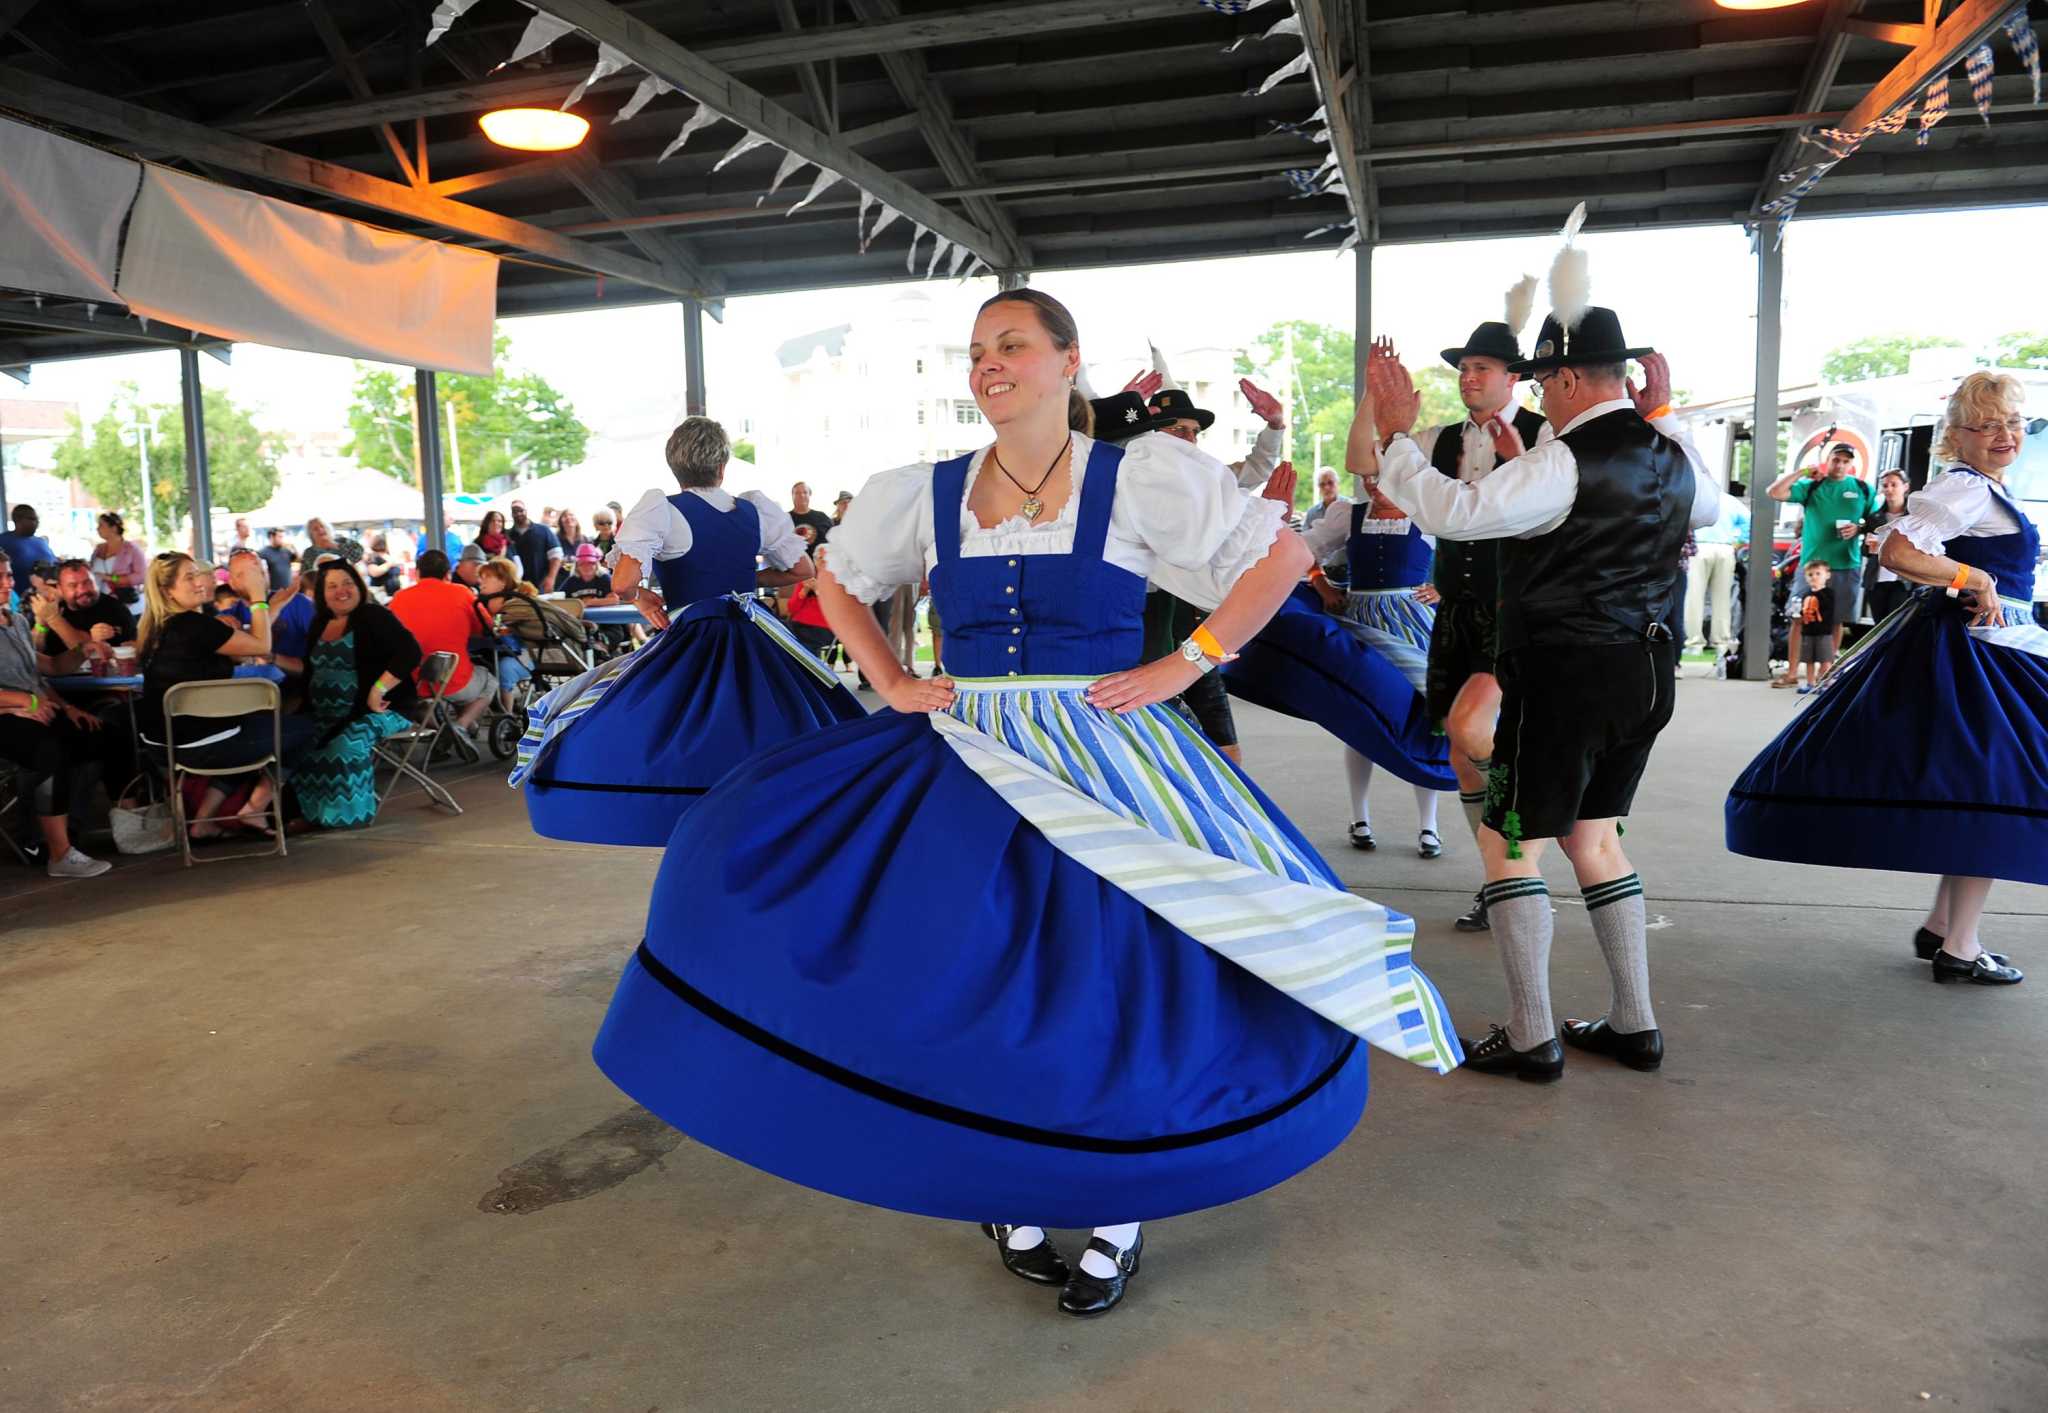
[615,485,808,573]
[1415,413,1556,485]
[1231,423,1289,489]
[1377,399,1722,540]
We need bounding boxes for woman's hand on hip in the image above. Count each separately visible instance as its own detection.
[1087,655,1203,715]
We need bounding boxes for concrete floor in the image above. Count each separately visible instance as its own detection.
[4,675,2045,1413]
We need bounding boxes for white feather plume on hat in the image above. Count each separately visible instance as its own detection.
[1149,341,1181,392]
[1075,365,1104,401]
[1547,201,1591,330]
[1503,274,1538,338]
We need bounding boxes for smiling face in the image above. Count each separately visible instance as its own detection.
[59,564,98,610]
[318,566,362,617]
[170,561,214,612]
[1952,416,2023,473]
[1456,356,1516,418]
[969,300,1078,431]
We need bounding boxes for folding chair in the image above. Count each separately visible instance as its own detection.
[162,678,289,867]
[0,762,34,866]
[373,650,465,815]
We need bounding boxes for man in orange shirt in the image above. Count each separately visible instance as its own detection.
[388,549,495,735]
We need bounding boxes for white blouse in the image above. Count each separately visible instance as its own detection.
[826,432,1289,613]
[1886,466,2024,560]
[614,486,808,572]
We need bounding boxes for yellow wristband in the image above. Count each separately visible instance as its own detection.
[1191,624,1236,663]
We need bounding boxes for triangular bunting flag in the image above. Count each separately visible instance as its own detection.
[659,103,721,160]
[763,149,810,203]
[905,222,928,271]
[496,12,575,69]
[614,75,672,124]
[713,129,771,171]
[425,0,481,47]
[947,244,971,277]
[1256,50,1312,96]
[1965,42,1997,121]
[788,167,843,213]
[925,236,953,278]
[562,43,630,110]
[2006,14,2041,105]
[870,204,904,245]
[1917,73,1950,145]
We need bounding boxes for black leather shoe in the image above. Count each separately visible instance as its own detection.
[1460,1024,1564,1082]
[979,1223,1070,1285]
[1454,890,1490,932]
[1057,1231,1143,1317]
[1914,927,2009,966]
[1930,950,2024,985]
[1417,829,1443,859]
[1348,822,1376,851]
[1560,1016,1664,1071]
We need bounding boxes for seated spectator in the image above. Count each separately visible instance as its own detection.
[291,559,420,829]
[0,504,56,604]
[474,509,510,561]
[453,542,488,592]
[267,551,335,677]
[476,556,544,704]
[0,558,126,877]
[88,512,147,605]
[256,528,296,594]
[782,576,836,663]
[389,550,497,738]
[31,559,136,673]
[138,552,314,839]
[590,509,618,557]
[559,543,618,605]
[361,533,403,598]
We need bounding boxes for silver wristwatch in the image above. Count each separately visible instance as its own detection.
[1179,637,1217,674]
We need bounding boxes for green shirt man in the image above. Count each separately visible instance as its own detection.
[1773,443,1877,573]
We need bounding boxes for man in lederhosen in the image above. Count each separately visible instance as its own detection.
[1365,307,1720,1082]
[1382,320,1552,932]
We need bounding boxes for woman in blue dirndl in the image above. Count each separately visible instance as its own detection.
[592,291,1461,1318]
[1224,479,1455,855]
[1727,372,2046,985]
[512,417,863,845]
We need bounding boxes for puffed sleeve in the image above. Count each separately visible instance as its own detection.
[1300,498,1353,564]
[740,491,808,571]
[821,462,937,604]
[614,488,682,567]
[1889,469,1995,557]
[1109,435,1289,612]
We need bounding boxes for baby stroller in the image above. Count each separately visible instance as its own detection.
[481,592,598,760]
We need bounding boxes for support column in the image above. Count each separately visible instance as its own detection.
[1743,221,1784,681]
[415,370,447,554]
[683,299,707,417]
[1352,238,1373,398]
[179,347,213,562]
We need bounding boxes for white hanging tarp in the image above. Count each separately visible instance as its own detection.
[0,116,137,302]
[118,166,498,375]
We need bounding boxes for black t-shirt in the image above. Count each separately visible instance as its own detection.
[512,523,561,585]
[792,508,834,548]
[561,571,613,601]
[257,545,296,592]
[140,612,235,741]
[60,593,136,646]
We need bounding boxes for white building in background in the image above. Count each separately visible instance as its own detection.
[755,291,1276,491]
[0,396,98,550]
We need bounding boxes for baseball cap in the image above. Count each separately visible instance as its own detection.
[834,490,853,505]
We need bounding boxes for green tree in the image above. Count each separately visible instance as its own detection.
[344,333,591,493]
[732,437,757,464]
[1994,331,2048,369]
[52,383,280,551]
[1414,366,1466,431]
[1237,320,1357,467]
[1819,334,1964,384]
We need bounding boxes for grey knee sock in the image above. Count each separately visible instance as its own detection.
[1483,878,1554,1050]
[1458,789,1487,843]
[1583,873,1656,1033]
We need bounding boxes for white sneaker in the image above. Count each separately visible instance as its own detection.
[48,847,112,879]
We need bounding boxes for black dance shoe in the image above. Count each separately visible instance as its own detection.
[1057,1231,1143,1317]
[1417,829,1443,859]
[1930,950,2024,986]
[1454,889,1490,932]
[1460,1024,1564,1082]
[1914,927,2009,966]
[978,1223,1070,1285]
[1559,1016,1664,1071]
[1348,822,1376,852]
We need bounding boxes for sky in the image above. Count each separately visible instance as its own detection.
[16,203,2048,470]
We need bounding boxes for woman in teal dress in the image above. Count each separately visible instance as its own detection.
[294,560,421,828]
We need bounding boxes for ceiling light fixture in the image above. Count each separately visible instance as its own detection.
[479,108,590,152]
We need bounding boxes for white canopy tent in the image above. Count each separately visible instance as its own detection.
[237,463,438,531]
[480,452,776,522]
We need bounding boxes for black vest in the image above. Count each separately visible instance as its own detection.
[1430,406,1549,606]
[1498,408,1692,652]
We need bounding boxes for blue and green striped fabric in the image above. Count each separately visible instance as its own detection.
[933,678,1463,1075]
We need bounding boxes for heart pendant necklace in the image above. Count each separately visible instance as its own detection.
[990,436,1069,522]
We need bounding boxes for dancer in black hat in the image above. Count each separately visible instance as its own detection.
[1382,286,1554,932]
[1364,283,1721,1082]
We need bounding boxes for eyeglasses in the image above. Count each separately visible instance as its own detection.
[1954,416,2026,437]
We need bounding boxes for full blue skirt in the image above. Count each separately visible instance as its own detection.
[523,597,865,846]
[593,708,1373,1227]
[1223,584,1455,790]
[1726,595,2048,885]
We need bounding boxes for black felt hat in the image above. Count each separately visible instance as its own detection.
[1088,391,1154,443]
[1508,306,1653,374]
[1440,321,1525,369]
[1141,387,1214,432]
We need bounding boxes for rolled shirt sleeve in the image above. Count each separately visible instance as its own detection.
[1887,469,1995,558]
[824,462,937,605]
[1112,434,1289,612]
[1649,415,1723,532]
[1233,423,1288,489]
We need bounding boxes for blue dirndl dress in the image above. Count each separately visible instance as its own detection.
[1224,506,1455,790]
[1727,470,2048,885]
[514,492,864,846]
[592,440,1461,1228]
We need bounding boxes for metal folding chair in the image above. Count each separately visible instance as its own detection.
[373,650,465,815]
[0,763,34,866]
[162,678,289,867]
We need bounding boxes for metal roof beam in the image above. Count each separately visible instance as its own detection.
[0,300,234,355]
[522,0,1002,268]
[559,152,726,302]
[0,66,713,301]
[846,0,1029,269]
[301,0,421,186]
[1749,0,1861,218]
[1838,0,2017,132]
[769,0,837,131]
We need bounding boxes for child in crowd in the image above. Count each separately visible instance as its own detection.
[1796,560,1836,694]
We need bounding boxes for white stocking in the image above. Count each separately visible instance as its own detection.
[1004,1224,1044,1251]
[1924,876,1953,936]
[1080,1222,1141,1279]
[1939,876,1994,962]
[1414,785,1442,836]
[1344,749,1374,826]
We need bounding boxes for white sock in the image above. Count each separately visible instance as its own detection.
[1939,876,1994,962]
[1414,786,1441,836]
[1004,1224,1045,1252]
[1344,749,1373,826]
[1080,1222,1141,1279]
